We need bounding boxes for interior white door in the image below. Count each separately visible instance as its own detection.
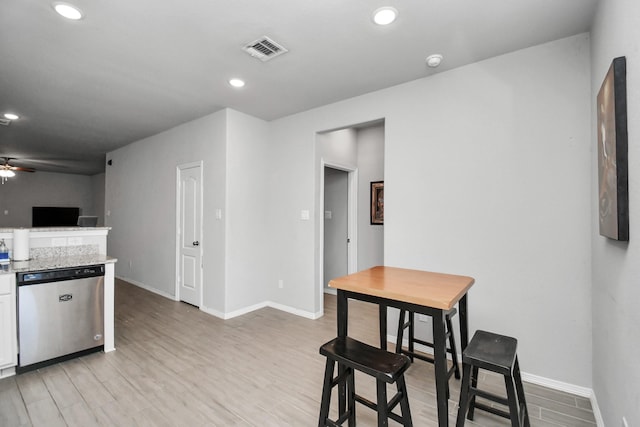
[178,164,202,306]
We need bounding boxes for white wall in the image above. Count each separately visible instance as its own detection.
[356,125,384,269]
[106,108,269,315]
[90,173,106,226]
[590,0,640,425]
[268,34,592,387]
[0,171,94,227]
[106,110,228,312]
[224,109,270,312]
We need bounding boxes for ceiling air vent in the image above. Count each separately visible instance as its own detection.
[243,36,288,62]
[0,118,10,126]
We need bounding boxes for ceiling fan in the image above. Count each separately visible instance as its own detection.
[0,157,35,184]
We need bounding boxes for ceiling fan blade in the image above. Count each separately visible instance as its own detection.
[11,166,36,173]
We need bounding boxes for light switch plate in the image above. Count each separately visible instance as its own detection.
[301,210,310,220]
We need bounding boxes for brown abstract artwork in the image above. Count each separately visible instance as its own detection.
[597,56,629,241]
[370,181,384,225]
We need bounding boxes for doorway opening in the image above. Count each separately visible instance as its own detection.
[319,162,357,310]
[317,121,385,316]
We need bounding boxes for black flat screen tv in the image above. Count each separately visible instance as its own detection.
[32,207,80,227]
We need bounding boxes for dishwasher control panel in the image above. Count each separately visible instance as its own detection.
[18,265,105,285]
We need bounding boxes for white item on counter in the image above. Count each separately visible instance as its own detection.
[13,228,30,261]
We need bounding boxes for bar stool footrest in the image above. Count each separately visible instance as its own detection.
[473,388,510,407]
[399,349,458,379]
[327,411,352,427]
[470,402,511,420]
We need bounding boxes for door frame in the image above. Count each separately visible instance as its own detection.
[318,159,358,315]
[175,161,204,306]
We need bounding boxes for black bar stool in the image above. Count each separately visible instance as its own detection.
[318,336,413,427]
[456,330,530,427]
[396,308,461,380]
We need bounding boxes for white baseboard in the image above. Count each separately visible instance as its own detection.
[116,276,177,301]
[0,366,15,379]
[267,301,321,319]
[219,301,269,320]
[523,373,603,427]
[199,305,226,319]
[520,371,591,398]
[589,390,605,427]
[119,277,318,319]
[202,301,319,320]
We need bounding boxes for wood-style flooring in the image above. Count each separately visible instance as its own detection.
[0,279,597,426]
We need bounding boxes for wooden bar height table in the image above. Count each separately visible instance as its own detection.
[329,266,475,427]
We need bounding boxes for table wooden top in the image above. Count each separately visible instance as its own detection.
[329,266,475,310]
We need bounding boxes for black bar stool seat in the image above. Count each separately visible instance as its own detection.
[396,308,461,380]
[318,336,413,427]
[456,330,530,427]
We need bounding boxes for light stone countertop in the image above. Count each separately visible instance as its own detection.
[0,227,111,233]
[0,254,117,275]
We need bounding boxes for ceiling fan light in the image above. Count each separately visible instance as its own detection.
[53,2,84,20]
[0,169,15,178]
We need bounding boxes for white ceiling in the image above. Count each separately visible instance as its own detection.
[0,0,598,175]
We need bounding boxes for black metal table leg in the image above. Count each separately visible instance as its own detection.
[458,294,469,351]
[432,309,449,427]
[337,290,348,337]
[337,290,349,420]
[379,304,388,350]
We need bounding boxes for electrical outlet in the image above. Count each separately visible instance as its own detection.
[129,260,133,271]
[278,279,284,289]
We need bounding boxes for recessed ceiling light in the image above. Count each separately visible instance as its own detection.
[3,113,19,120]
[426,54,443,68]
[229,78,245,88]
[373,7,398,25]
[53,2,84,20]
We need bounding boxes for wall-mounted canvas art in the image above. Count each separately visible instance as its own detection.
[370,181,384,225]
[597,56,629,241]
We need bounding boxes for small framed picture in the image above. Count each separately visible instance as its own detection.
[370,181,384,225]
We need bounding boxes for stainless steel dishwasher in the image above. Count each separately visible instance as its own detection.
[17,265,105,371]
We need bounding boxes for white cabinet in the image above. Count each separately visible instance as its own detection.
[0,274,17,372]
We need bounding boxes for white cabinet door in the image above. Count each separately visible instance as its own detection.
[0,275,17,369]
